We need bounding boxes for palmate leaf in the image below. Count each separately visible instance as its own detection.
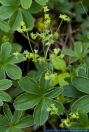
[0,43,25,80]
[14,73,64,125]
[0,105,33,131]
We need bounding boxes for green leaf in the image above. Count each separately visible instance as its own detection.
[14,93,40,110]
[53,100,64,115]
[0,99,3,106]
[58,72,70,86]
[74,41,83,56]
[71,95,89,113]
[63,85,83,98]
[12,111,24,124]
[9,9,23,31]
[0,115,8,126]
[18,77,39,94]
[8,54,26,64]
[20,0,32,9]
[0,0,19,6]
[0,79,12,90]
[78,109,89,125]
[39,72,50,92]
[50,54,66,71]
[0,6,16,20]
[0,91,11,102]
[22,10,35,30]
[9,128,23,132]
[16,115,33,128]
[45,87,63,98]
[0,20,10,32]
[35,0,48,5]
[5,64,22,80]
[63,48,74,57]
[34,99,49,125]
[0,67,6,79]
[3,104,12,121]
[29,1,43,14]
[1,42,12,60]
[72,77,89,94]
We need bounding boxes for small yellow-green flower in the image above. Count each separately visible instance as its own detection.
[23,50,30,59]
[60,118,70,128]
[69,112,79,119]
[30,33,37,40]
[17,21,28,33]
[13,52,20,58]
[54,48,60,55]
[59,14,71,22]
[47,104,58,115]
[43,6,49,12]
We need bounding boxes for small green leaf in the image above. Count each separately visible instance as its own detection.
[35,0,48,5]
[14,93,40,110]
[3,104,12,121]
[0,79,12,91]
[9,9,23,31]
[12,111,24,124]
[18,77,39,94]
[71,95,89,113]
[45,87,63,98]
[74,41,83,56]
[0,20,10,32]
[20,0,32,9]
[29,1,43,14]
[63,85,83,98]
[16,115,33,128]
[34,99,49,125]
[0,6,16,20]
[0,91,11,102]
[72,77,89,94]
[9,54,26,64]
[0,0,19,6]
[1,42,12,60]
[0,115,8,126]
[5,64,22,80]
[50,54,66,71]
[22,10,35,30]
[53,100,64,115]
[39,72,50,92]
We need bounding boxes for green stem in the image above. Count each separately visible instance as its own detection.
[26,31,34,53]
